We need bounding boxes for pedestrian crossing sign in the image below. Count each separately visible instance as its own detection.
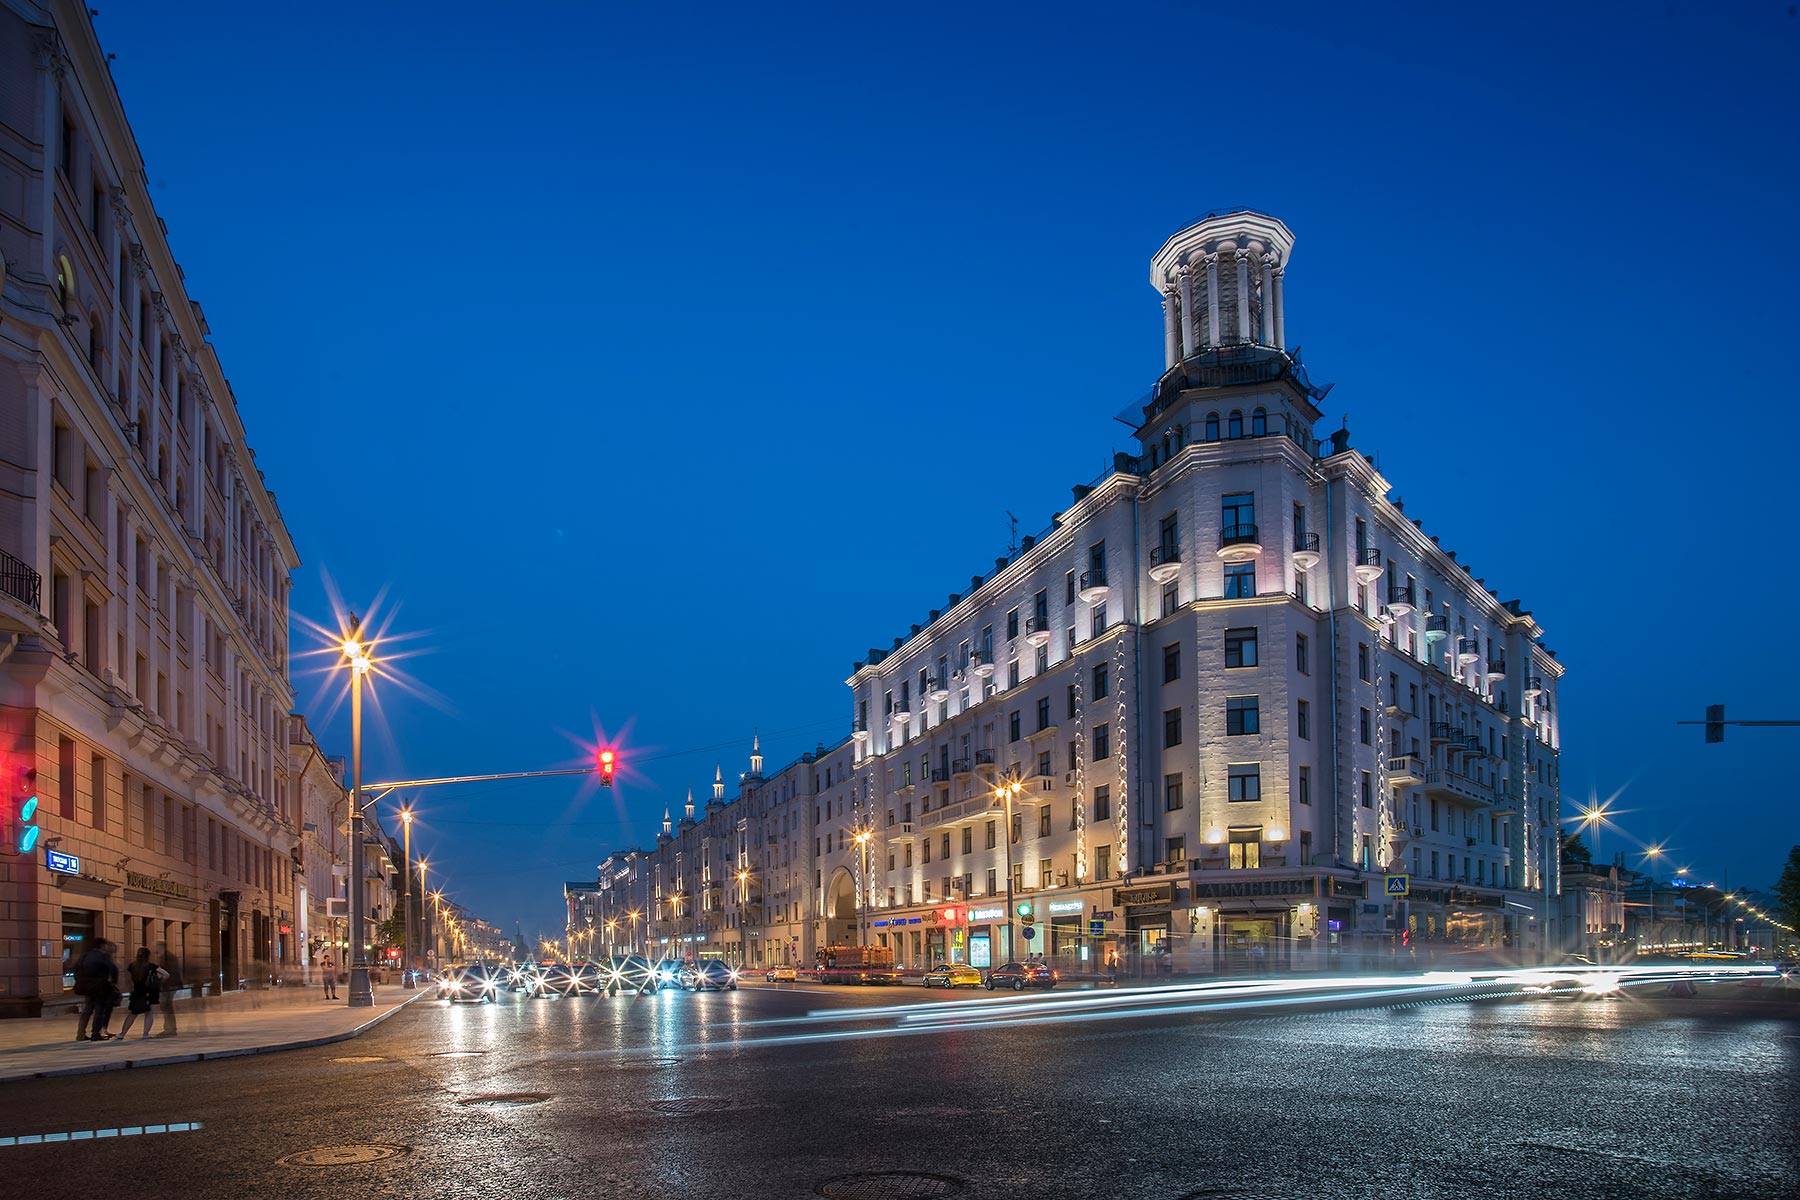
[1385,874,1409,896]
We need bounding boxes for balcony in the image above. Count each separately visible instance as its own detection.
[1524,676,1544,697]
[1385,581,1415,617]
[1078,569,1110,604]
[1388,754,1425,786]
[929,767,951,784]
[1292,531,1321,571]
[1456,637,1481,666]
[971,651,995,679]
[1354,547,1384,584]
[1149,544,1182,583]
[920,793,999,830]
[951,757,974,778]
[1430,722,1456,744]
[974,748,997,772]
[890,821,917,841]
[927,678,950,703]
[1424,613,1449,644]
[0,548,42,634]
[1026,615,1053,647]
[1486,659,1506,681]
[1217,523,1263,562]
[1423,769,1496,807]
[890,706,911,726]
[852,722,869,744]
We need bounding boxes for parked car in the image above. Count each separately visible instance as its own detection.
[984,961,1058,991]
[527,962,578,998]
[437,963,499,1003]
[678,959,739,991]
[922,963,984,989]
[604,955,659,992]
[764,965,799,982]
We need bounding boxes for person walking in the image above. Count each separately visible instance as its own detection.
[152,942,181,1036]
[320,953,339,1000]
[74,939,120,1041]
[118,947,166,1039]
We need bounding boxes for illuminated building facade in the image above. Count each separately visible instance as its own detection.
[0,1,302,1013]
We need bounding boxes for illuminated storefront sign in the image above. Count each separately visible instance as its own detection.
[46,850,79,875]
[968,906,1006,922]
[1047,899,1085,915]
[1113,885,1172,907]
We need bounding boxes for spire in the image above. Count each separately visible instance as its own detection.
[749,730,763,779]
[713,763,725,802]
[684,787,695,821]
[662,808,672,837]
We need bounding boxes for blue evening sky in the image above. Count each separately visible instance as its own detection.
[95,2,1798,936]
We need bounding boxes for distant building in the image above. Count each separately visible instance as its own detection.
[584,211,1566,974]
[0,1,302,1012]
[288,715,346,971]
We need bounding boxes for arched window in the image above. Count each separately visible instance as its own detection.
[1227,411,1243,439]
[55,254,74,309]
[1251,407,1267,436]
[1205,413,1220,441]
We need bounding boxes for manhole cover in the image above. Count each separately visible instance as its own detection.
[278,1145,412,1168]
[650,1096,740,1115]
[816,1172,963,1198]
[457,1092,551,1107]
[331,1056,385,1063]
[428,1050,488,1058]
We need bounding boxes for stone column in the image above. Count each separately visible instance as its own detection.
[1161,294,1178,368]
[1235,250,1251,343]
[123,512,139,698]
[1260,256,1275,345]
[1272,268,1286,349]
[1204,254,1220,349]
[1177,263,1196,361]
[103,472,120,682]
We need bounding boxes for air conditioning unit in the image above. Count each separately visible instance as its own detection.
[1064,772,1077,785]
[326,897,348,918]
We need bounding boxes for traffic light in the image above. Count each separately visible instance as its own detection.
[599,749,616,787]
[1016,901,1033,926]
[1704,704,1724,744]
[14,765,39,855]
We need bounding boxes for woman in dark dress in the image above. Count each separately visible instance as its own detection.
[118,947,163,1039]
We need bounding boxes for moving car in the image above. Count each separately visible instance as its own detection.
[603,955,659,993]
[678,959,739,991]
[984,961,1058,991]
[764,965,799,982]
[922,963,983,989]
[527,962,581,998]
[437,962,500,1003]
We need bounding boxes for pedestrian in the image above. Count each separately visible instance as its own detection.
[320,953,339,1000]
[73,939,120,1041]
[118,947,166,1039]
[152,942,181,1036]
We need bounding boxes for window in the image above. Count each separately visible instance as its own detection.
[985,820,997,849]
[1227,411,1243,439]
[1225,627,1258,667]
[1008,660,1020,688]
[1163,707,1182,748]
[1033,590,1048,624]
[1358,642,1370,682]
[1093,785,1110,821]
[1222,491,1255,532]
[1361,771,1373,808]
[1092,662,1109,699]
[1228,827,1261,870]
[1011,813,1023,845]
[986,868,998,895]
[1297,700,1310,740]
[1227,696,1261,735]
[1036,697,1051,730]
[1065,570,1076,606]
[1223,561,1255,598]
[1066,739,1079,774]
[1163,642,1180,683]
[1297,765,1311,806]
[1009,711,1021,741]
[1161,585,1179,617]
[1095,844,1112,880]
[1007,609,1019,640]
[1166,836,1186,866]
[1037,750,1052,778]
[1066,684,1077,720]
[1039,806,1052,837]
[1251,407,1267,436]
[1205,413,1220,441]
[1228,764,1261,802]
[1164,774,1183,811]
[1039,859,1053,889]
[1359,707,1372,744]
[962,827,973,854]
[1092,723,1110,760]
[1296,632,1309,674]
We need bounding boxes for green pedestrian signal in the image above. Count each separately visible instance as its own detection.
[14,765,39,855]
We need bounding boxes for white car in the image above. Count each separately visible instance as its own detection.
[765,966,798,982]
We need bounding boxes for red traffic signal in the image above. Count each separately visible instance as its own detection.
[599,749,616,787]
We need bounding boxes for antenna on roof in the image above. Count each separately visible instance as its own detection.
[1004,511,1020,557]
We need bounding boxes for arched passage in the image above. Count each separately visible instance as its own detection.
[823,867,858,949]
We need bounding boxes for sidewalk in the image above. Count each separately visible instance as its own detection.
[0,985,423,1083]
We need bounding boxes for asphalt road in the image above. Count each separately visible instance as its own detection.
[3,979,1795,1199]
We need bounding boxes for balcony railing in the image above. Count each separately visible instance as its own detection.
[929,768,951,783]
[1,549,41,610]
[1386,582,1415,607]
[1457,637,1481,658]
[1219,523,1260,549]
[1025,615,1052,640]
[1294,531,1320,554]
[1430,722,1457,742]
[951,757,973,775]
[974,748,997,766]
[1425,614,1449,636]
[1078,569,1108,598]
[1356,548,1382,569]
[1150,545,1180,570]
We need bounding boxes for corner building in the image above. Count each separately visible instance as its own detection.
[0,1,301,1013]
[846,211,1564,974]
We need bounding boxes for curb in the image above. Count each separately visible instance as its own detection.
[0,993,424,1083]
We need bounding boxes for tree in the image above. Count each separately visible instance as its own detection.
[1776,846,1800,932]
[375,913,406,952]
[1560,831,1592,869]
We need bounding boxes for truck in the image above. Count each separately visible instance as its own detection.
[812,944,901,985]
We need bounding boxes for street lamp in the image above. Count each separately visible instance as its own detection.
[628,909,641,955]
[343,618,375,1007]
[417,859,431,968]
[995,777,1023,966]
[400,803,414,982]
[853,830,872,947]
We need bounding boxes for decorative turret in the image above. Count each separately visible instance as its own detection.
[661,808,672,837]
[684,788,695,822]
[1150,210,1295,368]
[749,731,764,780]
[713,764,725,802]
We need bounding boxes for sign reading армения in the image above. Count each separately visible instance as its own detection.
[125,871,191,899]
[1189,878,1320,900]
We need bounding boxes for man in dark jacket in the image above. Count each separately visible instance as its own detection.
[73,939,120,1041]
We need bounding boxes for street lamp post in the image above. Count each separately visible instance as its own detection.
[628,909,641,955]
[344,620,374,1008]
[400,803,413,983]
[996,778,1022,966]
[853,831,872,947]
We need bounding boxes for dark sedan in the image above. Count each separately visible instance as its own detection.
[984,961,1058,991]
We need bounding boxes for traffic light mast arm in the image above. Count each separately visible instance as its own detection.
[1675,720,1800,727]
[358,765,605,810]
